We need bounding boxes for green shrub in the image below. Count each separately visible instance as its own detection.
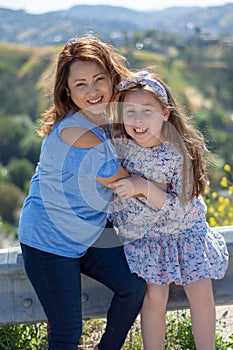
[205,164,233,226]
[0,310,232,349]
[0,323,48,350]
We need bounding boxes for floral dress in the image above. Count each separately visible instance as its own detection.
[109,139,229,285]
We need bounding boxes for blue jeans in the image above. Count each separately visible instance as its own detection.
[20,223,146,350]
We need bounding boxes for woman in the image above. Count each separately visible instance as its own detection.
[18,36,146,350]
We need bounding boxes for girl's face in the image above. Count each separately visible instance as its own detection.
[122,89,170,148]
[67,60,113,119]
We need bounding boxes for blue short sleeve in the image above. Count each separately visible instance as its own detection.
[64,139,120,179]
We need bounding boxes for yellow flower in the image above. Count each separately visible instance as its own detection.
[217,205,224,213]
[220,177,228,188]
[224,164,231,172]
[229,186,233,195]
[209,217,217,227]
[223,220,229,225]
[204,188,210,195]
[208,206,215,214]
[211,192,218,199]
[218,196,224,204]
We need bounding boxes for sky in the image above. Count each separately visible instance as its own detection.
[0,0,232,14]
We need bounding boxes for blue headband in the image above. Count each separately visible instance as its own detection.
[116,71,168,103]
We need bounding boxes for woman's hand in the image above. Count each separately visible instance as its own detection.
[108,175,148,199]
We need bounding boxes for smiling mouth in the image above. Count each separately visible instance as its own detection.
[88,96,103,105]
[134,127,148,134]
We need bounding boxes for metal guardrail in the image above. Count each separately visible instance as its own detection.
[0,226,232,325]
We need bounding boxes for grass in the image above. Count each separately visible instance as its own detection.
[1,309,233,349]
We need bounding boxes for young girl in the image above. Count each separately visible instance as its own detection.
[109,71,229,350]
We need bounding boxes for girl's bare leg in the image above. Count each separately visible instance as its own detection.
[141,283,169,350]
[184,278,216,350]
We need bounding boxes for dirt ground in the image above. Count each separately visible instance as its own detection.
[216,304,233,342]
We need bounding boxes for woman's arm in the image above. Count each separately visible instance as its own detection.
[60,126,130,186]
[97,166,129,187]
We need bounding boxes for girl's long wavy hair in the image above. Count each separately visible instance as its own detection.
[37,35,131,137]
[111,72,210,201]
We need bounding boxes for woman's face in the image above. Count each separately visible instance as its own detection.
[67,60,113,118]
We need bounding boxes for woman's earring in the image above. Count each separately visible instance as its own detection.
[66,88,70,101]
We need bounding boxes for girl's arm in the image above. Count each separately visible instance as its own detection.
[109,149,191,220]
[108,175,168,210]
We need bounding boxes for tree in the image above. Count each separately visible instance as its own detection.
[19,130,42,165]
[0,115,34,165]
[0,182,23,225]
[0,163,8,183]
[7,158,35,190]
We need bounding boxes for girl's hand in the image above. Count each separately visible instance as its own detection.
[108,175,147,198]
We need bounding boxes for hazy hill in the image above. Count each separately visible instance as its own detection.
[0,4,233,47]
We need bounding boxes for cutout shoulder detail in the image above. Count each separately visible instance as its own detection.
[60,126,102,148]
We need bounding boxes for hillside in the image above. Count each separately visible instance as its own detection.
[0,4,233,47]
[0,40,232,169]
[0,43,58,118]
